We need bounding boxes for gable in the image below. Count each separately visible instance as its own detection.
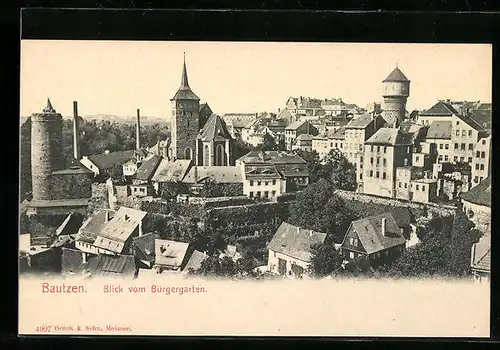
[341,225,366,253]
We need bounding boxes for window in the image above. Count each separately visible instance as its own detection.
[335,143,338,148]
[256,191,261,198]
[359,173,363,180]
[474,176,479,183]
[265,180,269,186]
[454,143,459,150]
[399,182,402,188]
[416,156,420,162]
[456,121,459,126]
[460,156,464,162]
[468,130,472,137]
[369,170,373,177]
[271,190,276,197]
[482,139,486,145]
[370,157,374,164]
[382,172,386,180]
[250,180,254,186]
[264,191,269,198]
[272,179,276,185]
[445,144,449,150]
[468,157,472,163]
[444,155,449,161]
[462,130,466,137]
[454,156,458,162]
[377,157,380,165]
[439,144,443,150]
[140,188,145,193]
[438,155,443,161]
[476,151,480,157]
[481,151,485,158]
[422,185,425,191]
[468,144,474,150]
[475,164,480,170]
[456,130,460,136]
[371,145,374,152]
[383,159,387,166]
[460,143,465,150]
[376,171,379,178]
[384,146,387,153]
[416,184,419,190]
[257,181,261,186]
[360,156,363,162]
[377,146,380,152]
[480,164,485,170]
[404,183,407,189]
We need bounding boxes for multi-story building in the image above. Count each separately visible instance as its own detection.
[311,126,346,161]
[291,134,313,152]
[362,128,413,198]
[471,135,491,186]
[284,120,317,150]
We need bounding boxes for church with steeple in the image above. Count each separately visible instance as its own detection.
[169,54,233,166]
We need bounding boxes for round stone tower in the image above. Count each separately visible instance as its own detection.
[382,65,410,128]
[31,98,64,201]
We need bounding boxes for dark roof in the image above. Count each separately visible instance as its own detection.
[135,155,163,181]
[236,151,307,165]
[347,213,406,254]
[383,67,410,82]
[132,233,160,263]
[285,120,310,130]
[345,114,374,129]
[461,177,491,207]
[52,163,93,175]
[56,212,85,236]
[244,165,282,179]
[275,164,309,177]
[86,150,137,170]
[365,128,413,146]
[331,125,346,139]
[390,207,413,228]
[77,210,115,244]
[182,166,243,184]
[182,250,208,272]
[420,101,459,116]
[471,236,491,272]
[61,247,87,274]
[477,103,492,110]
[87,254,137,278]
[426,121,452,139]
[197,114,232,141]
[28,198,90,208]
[268,222,327,262]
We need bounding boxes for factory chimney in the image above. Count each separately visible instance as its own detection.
[73,101,80,160]
[136,108,141,150]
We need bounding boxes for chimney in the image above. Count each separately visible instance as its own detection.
[73,101,80,160]
[136,108,141,150]
[381,217,386,236]
[82,252,87,264]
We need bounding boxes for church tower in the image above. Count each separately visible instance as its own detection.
[31,98,64,200]
[170,54,200,161]
[382,65,410,128]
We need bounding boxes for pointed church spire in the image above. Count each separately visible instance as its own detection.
[43,97,56,113]
[180,52,189,89]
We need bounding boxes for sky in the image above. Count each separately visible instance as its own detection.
[20,41,492,119]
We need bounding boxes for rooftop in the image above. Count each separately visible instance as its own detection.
[461,177,491,208]
[182,250,208,272]
[135,154,163,181]
[426,121,452,139]
[87,254,137,278]
[182,166,243,184]
[365,128,413,146]
[285,120,310,130]
[345,114,377,129]
[244,165,282,179]
[236,150,307,165]
[171,57,200,101]
[132,233,160,264]
[382,66,410,83]
[84,150,138,171]
[77,209,115,243]
[52,163,93,175]
[268,222,327,262]
[155,239,190,269]
[198,114,233,141]
[471,235,491,273]
[151,159,192,183]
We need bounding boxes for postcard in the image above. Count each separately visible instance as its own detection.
[19,40,491,337]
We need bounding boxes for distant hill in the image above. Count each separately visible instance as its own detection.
[20,114,170,127]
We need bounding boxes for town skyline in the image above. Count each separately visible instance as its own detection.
[20,41,492,118]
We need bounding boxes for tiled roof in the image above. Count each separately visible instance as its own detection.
[182,250,208,272]
[52,163,93,175]
[461,177,491,207]
[420,101,459,116]
[182,166,243,184]
[135,155,163,181]
[236,151,307,165]
[365,128,413,146]
[56,212,85,236]
[268,222,327,262]
[276,108,293,121]
[61,247,87,274]
[87,254,137,278]
[471,235,491,273]
[198,114,232,141]
[155,239,190,269]
[285,120,309,130]
[151,159,192,183]
[244,165,282,179]
[345,114,374,129]
[331,126,346,139]
[133,233,160,263]
[348,213,406,255]
[276,164,309,177]
[382,67,410,82]
[77,210,115,243]
[85,150,137,171]
[426,121,452,139]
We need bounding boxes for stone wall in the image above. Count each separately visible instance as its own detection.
[50,173,93,200]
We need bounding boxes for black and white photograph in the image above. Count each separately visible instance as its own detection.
[18,40,491,337]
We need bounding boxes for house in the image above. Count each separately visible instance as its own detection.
[243,165,285,199]
[312,125,346,160]
[460,177,491,233]
[222,113,257,138]
[284,120,318,150]
[181,165,243,195]
[237,150,309,195]
[75,209,116,255]
[151,158,193,194]
[291,134,313,152]
[153,239,192,272]
[267,222,327,278]
[340,213,407,269]
[133,154,163,185]
[131,233,160,269]
[86,254,137,279]
[80,149,149,177]
[182,250,208,273]
[471,135,491,186]
[470,235,490,284]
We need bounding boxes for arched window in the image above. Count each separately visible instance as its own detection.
[216,144,224,166]
[184,147,192,160]
[204,145,210,166]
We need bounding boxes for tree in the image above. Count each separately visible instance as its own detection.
[323,149,357,191]
[309,243,343,277]
[160,181,189,200]
[288,178,355,243]
[107,165,125,184]
[199,178,224,198]
[448,209,475,277]
[233,139,253,161]
[256,133,279,152]
[292,149,328,184]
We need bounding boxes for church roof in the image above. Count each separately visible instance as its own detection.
[43,98,56,113]
[197,114,232,141]
[383,67,410,83]
[171,56,200,101]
